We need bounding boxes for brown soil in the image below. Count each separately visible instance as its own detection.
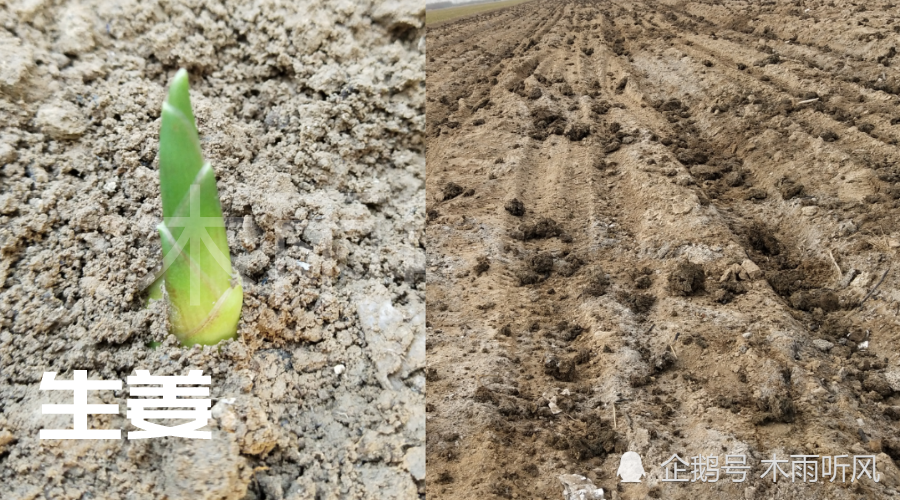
[0,0,424,498]
[426,0,900,498]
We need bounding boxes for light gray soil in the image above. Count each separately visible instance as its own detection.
[426,0,900,498]
[0,0,425,499]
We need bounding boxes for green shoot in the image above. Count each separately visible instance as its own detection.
[154,69,243,346]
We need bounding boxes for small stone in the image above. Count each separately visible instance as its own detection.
[0,143,16,164]
[801,206,818,216]
[35,101,87,140]
[334,364,345,375]
[850,272,872,289]
[0,32,33,90]
[671,199,695,215]
[719,268,735,282]
[548,398,562,414]
[812,339,834,352]
[741,259,763,280]
[56,5,95,56]
[403,446,425,481]
[886,371,900,393]
[0,429,15,450]
[559,474,604,500]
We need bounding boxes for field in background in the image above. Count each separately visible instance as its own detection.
[426,0,900,498]
[426,0,534,25]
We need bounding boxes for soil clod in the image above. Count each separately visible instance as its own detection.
[544,354,576,381]
[668,261,706,295]
[443,182,465,200]
[505,198,526,216]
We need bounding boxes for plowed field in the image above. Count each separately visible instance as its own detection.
[426,0,900,498]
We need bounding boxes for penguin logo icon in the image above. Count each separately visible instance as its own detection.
[617,451,646,483]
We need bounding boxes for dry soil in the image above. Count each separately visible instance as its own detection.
[426,0,900,498]
[0,0,425,499]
